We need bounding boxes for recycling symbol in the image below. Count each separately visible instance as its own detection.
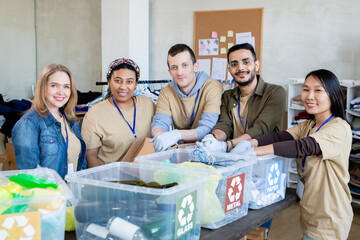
[268,162,280,186]
[177,194,194,227]
[227,176,242,203]
[0,215,35,240]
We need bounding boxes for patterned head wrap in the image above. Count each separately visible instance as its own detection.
[106,58,140,81]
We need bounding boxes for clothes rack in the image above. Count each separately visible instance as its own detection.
[95,80,171,85]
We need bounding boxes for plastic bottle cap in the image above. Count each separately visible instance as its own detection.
[109,217,139,240]
[85,224,109,239]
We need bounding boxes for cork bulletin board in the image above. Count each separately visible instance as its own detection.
[193,8,263,82]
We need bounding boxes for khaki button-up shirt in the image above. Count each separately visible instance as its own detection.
[213,76,286,139]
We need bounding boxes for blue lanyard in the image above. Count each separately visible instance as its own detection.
[237,93,252,133]
[61,115,69,155]
[112,97,137,139]
[180,90,200,129]
[301,115,333,173]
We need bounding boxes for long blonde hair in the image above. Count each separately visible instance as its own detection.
[32,64,78,121]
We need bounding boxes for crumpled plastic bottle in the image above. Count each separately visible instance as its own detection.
[9,174,58,189]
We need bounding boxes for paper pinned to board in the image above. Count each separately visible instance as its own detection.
[220,47,227,54]
[199,39,219,56]
[236,32,251,38]
[220,36,226,42]
[211,58,227,80]
[211,31,218,38]
[236,36,255,49]
[236,32,255,50]
[227,30,234,37]
[197,59,211,76]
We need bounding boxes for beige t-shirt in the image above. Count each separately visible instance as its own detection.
[232,93,251,138]
[287,117,353,240]
[155,78,222,129]
[82,96,155,165]
[57,117,81,172]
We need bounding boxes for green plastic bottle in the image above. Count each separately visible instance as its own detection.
[9,174,58,189]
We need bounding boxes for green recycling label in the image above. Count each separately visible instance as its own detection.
[174,190,197,239]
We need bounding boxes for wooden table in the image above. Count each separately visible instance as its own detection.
[65,188,297,240]
[200,188,297,239]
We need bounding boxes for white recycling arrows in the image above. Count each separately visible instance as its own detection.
[1,215,35,240]
[0,230,9,240]
[2,216,15,230]
[268,163,280,186]
[14,215,29,227]
[178,194,195,227]
[178,209,186,226]
[23,224,35,237]
[227,176,242,203]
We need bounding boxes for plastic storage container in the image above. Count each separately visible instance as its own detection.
[66,162,208,240]
[0,167,72,240]
[135,148,256,229]
[248,155,290,209]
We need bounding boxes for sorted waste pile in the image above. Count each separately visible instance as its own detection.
[0,170,68,240]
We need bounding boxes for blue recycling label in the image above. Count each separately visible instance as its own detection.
[265,160,282,194]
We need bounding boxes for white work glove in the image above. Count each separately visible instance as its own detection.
[241,147,257,156]
[149,130,181,152]
[229,140,252,154]
[196,134,226,152]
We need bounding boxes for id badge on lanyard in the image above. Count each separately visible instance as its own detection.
[68,163,75,175]
[296,177,305,199]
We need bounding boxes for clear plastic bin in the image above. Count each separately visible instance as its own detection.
[249,155,290,209]
[135,149,256,229]
[66,162,208,240]
[0,167,72,240]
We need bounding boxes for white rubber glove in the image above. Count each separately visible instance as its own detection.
[196,134,226,152]
[229,140,252,154]
[241,147,257,156]
[196,134,211,148]
[149,130,181,152]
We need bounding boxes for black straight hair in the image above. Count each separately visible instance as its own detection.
[305,69,350,126]
[227,43,257,62]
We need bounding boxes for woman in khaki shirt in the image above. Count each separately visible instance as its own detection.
[81,58,155,167]
[233,69,353,240]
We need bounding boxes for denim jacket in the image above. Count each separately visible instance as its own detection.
[12,108,87,179]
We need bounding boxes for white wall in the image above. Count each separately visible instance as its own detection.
[102,0,149,82]
[101,0,130,82]
[2,0,359,100]
[36,0,101,93]
[0,0,36,100]
[0,0,101,101]
[129,0,149,80]
[150,0,360,87]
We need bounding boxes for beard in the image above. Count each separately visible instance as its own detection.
[233,70,256,87]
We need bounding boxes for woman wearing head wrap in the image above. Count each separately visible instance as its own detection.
[12,64,87,179]
[81,58,155,167]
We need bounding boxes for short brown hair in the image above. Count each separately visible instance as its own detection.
[167,43,196,67]
[32,64,78,121]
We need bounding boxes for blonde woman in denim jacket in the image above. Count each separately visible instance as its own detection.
[12,64,87,179]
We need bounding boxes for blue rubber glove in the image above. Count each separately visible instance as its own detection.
[196,134,226,152]
[149,130,181,152]
[229,140,252,154]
